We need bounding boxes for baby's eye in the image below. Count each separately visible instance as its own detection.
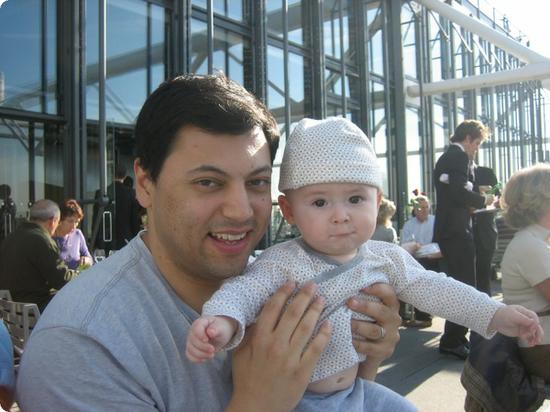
[312,199,327,207]
[349,196,363,204]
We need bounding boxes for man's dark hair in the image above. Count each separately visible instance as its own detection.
[450,119,490,143]
[134,73,280,181]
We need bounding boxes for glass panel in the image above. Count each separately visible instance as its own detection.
[432,101,447,161]
[342,0,356,65]
[104,0,148,124]
[150,4,167,91]
[401,6,417,79]
[405,107,420,152]
[325,68,342,96]
[267,1,283,39]
[214,0,247,22]
[369,80,387,155]
[46,0,57,114]
[0,0,55,113]
[267,46,285,127]
[407,154,422,194]
[288,52,309,124]
[190,18,208,74]
[0,119,64,234]
[366,2,384,76]
[87,0,165,124]
[288,0,304,45]
[323,0,341,59]
[213,28,248,86]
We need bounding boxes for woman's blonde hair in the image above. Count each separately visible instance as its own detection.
[502,163,550,229]
[377,197,396,226]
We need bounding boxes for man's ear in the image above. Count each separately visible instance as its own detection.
[278,194,295,225]
[134,159,153,209]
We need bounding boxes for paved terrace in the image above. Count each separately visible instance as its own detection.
[379,280,550,411]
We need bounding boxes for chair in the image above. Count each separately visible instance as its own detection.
[0,291,40,363]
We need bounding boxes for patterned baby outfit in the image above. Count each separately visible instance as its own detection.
[203,238,502,383]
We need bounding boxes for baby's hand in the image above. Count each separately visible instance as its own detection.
[186,315,237,363]
[488,305,544,346]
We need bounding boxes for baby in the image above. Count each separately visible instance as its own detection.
[186,117,542,408]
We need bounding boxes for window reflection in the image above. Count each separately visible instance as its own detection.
[366,2,384,76]
[323,0,341,59]
[192,0,248,22]
[190,19,208,74]
[401,5,417,79]
[86,0,167,124]
[0,0,57,113]
[213,28,248,86]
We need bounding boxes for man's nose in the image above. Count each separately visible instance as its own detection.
[221,185,254,222]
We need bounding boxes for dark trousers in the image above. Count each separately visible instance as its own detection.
[439,237,476,348]
[474,246,494,296]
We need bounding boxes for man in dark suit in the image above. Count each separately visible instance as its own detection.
[472,165,499,296]
[93,164,142,253]
[433,120,494,360]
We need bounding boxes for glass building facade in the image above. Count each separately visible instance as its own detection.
[1,0,549,246]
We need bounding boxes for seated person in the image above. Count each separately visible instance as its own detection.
[53,199,93,270]
[187,117,542,411]
[0,322,14,411]
[0,199,76,312]
[501,163,550,382]
[401,194,441,327]
[372,197,397,243]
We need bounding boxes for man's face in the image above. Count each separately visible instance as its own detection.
[48,215,60,236]
[135,125,272,284]
[462,136,483,159]
[415,199,430,222]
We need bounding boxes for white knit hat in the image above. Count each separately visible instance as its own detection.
[278,117,382,192]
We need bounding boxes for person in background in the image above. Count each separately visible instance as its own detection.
[93,164,142,253]
[16,73,402,412]
[372,197,397,243]
[400,194,440,328]
[433,119,495,360]
[0,321,14,412]
[501,163,550,382]
[53,199,93,270]
[0,184,16,245]
[472,165,499,296]
[0,199,75,312]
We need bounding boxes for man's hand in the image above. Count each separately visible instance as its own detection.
[347,283,401,380]
[227,282,331,412]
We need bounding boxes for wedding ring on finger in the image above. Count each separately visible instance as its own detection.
[376,326,386,341]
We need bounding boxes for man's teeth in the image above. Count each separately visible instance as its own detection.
[212,233,246,241]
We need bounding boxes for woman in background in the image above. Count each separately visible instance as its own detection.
[371,196,398,243]
[53,199,93,270]
[501,163,550,382]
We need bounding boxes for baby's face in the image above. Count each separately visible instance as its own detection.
[282,183,380,262]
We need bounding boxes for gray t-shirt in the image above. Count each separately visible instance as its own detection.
[17,234,233,412]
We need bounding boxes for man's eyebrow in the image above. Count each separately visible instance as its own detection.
[187,165,272,176]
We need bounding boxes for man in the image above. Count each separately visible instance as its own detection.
[433,120,494,360]
[401,194,440,327]
[93,164,142,252]
[472,165,499,296]
[0,199,73,312]
[17,74,402,411]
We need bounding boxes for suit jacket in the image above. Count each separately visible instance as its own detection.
[93,181,141,250]
[0,221,71,311]
[433,144,486,242]
[472,166,498,252]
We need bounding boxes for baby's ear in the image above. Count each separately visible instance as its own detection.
[278,195,295,225]
[376,190,383,208]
